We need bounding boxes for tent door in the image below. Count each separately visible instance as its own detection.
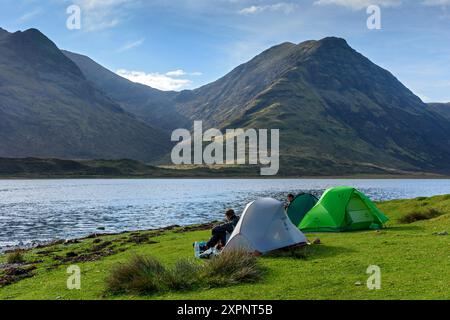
[346,195,374,230]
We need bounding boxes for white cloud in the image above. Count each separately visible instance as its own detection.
[116,38,145,53]
[166,69,187,77]
[166,69,203,77]
[116,69,193,91]
[313,0,402,10]
[238,2,298,15]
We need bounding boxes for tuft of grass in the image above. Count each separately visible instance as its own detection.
[201,250,263,287]
[399,208,443,224]
[6,251,25,264]
[105,251,264,296]
[164,259,202,291]
[106,255,166,295]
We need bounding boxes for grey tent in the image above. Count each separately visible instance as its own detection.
[223,198,307,254]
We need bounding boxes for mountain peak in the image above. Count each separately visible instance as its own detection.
[23,27,41,34]
[18,28,52,42]
[318,36,348,44]
[315,37,350,50]
[258,41,297,57]
[3,28,84,79]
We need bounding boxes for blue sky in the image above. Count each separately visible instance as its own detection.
[1,0,450,102]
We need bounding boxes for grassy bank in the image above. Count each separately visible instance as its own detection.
[0,195,449,300]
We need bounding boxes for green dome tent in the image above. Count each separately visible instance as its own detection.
[286,193,319,227]
[299,186,389,232]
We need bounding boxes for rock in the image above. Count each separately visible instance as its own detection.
[433,231,448,236]
[97,227,106,231]
[354,281,363,286]
[312,238,321,245]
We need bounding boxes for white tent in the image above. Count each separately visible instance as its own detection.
[223,198,307,254]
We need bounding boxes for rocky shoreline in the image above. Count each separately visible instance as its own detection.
[0,221,219,254]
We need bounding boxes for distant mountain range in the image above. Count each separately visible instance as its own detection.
[1,27,449,175]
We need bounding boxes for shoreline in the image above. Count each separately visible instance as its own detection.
[0,222,218,254]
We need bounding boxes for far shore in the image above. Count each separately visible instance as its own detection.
[1,173,449,180]
[1,157,449,180]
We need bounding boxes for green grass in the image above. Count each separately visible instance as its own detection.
[0,195,449,300]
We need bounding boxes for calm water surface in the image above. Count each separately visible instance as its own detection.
[1,179,449,250]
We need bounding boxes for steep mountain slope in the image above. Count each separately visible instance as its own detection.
[429,103,450,121]
[0,28,169,162]
[63,51,189,132]
[175,38,450,174]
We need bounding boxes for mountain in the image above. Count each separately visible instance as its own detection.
[173,37,450,174]
[0,28,169,162]
[62,50,189,132]
[2,27,449,175]
[429,103,450,121]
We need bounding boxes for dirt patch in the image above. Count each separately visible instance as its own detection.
[127,234,159,245]
[51,239,130,264]
[54,249,117,264]
[0,265,37,287]
[36,248,61,255]
[92,240,113,251]
[173,222,217,233]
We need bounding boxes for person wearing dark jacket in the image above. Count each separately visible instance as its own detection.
[285,193,295,210]
[205,209,240,250]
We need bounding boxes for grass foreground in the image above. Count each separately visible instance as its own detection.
[0,195,449,300]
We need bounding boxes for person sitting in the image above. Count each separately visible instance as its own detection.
[203,209,240,251]
[285,193,295,210]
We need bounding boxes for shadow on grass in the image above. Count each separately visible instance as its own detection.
[386,225,424,232]
[266,244,356,261]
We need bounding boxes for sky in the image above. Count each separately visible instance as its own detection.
[1,0,450,102]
